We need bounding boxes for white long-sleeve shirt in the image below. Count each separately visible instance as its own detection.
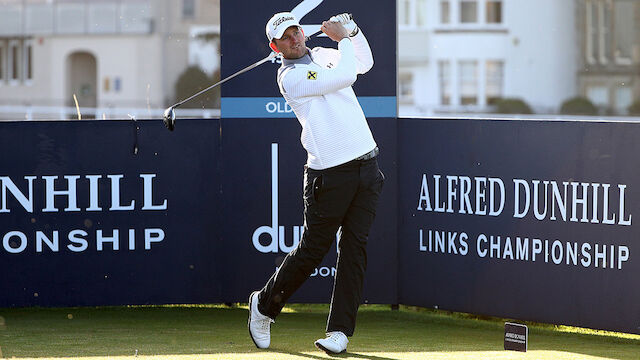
[277,30,377,170]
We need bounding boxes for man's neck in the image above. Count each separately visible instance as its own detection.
[282,48,311,65]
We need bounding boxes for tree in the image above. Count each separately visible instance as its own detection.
[559,97,597,116]
[173,66,220,109]
[494,98,533,114]
[627,100,640,116]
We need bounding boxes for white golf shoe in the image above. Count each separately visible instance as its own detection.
[248,291,273,349]
[314,331,349,354]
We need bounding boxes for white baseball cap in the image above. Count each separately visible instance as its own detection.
[266,12,301,42]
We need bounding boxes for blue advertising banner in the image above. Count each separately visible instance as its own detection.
[397,118,640,334]
[0,117,397,307]
[0,120,222,307]
[220,0,397,118]
[2,115,640,335]
[217,118,398,304]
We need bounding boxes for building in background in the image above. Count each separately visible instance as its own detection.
[398,0,578,116]
[577,0,639,115]
[3,1,637,120]
[0,0,220,120]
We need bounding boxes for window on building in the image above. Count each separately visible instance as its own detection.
[399,0,428,28]
[0,42,5,83]
[486,60,504,105]
[416,0,428,27]
[440,0,451,24]
[183,0,196,19]
[399,72,414,104]
[586,0,598,63]
[614,0,633,64]
[120,2,153,34]
[438,60,451,105]
[459,60,478,105]
[586,86,609,107]
[399,0,411,26]
[24,39,33,82]
[615,86,632,113]
[598,0,611,64]
[486,0,502,24]
[586,0,617,65]
[8,40,20,83]
[460,0,478,23]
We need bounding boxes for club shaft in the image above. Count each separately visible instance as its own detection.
[308,29,322,38]
[169,31,323,110]
[307,15,350,39]
[171,52,277,109]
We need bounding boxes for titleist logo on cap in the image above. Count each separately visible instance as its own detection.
[273,16,294,28]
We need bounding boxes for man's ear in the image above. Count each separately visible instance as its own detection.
[270,42,279,53]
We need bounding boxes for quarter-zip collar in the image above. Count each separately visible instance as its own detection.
[282,48,313,66]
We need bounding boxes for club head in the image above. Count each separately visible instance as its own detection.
[163,107,175,131]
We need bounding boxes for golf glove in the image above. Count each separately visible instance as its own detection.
[330,13,359,37]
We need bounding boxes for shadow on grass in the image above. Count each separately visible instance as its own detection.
[272,348,397,360]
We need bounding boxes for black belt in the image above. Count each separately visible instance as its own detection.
[354,146,379,161]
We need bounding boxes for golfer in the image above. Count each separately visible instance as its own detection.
[249,12,384,354]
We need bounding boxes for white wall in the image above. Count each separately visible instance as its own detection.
[48,35,163,109]
[504,0,577,112]
[399,0,578,115]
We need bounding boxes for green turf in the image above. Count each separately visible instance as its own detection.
[0,304,638,359]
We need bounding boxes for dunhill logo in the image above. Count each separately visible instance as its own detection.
[0,174,167,213]
[251,143,302,253]
[0,173,168,254]
[252,143,339,253]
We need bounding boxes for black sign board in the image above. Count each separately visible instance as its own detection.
[504,322,528,352]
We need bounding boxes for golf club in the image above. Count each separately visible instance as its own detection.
[163,24,334,131]
[163,52,277,131]
[304,14,352,39]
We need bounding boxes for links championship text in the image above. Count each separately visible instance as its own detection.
[415,174,632,270]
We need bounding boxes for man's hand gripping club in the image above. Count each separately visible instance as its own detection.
[330,13,359,37]
[321,13,360,42]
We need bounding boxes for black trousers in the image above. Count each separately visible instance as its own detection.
[257,156,384,336]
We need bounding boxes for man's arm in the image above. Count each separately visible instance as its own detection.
[351,30,374,74]
[280,22,357,98]
[329,14,374,74]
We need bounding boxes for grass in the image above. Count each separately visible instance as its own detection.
[0,304,638,359]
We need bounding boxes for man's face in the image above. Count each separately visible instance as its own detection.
[273,26,306,59]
